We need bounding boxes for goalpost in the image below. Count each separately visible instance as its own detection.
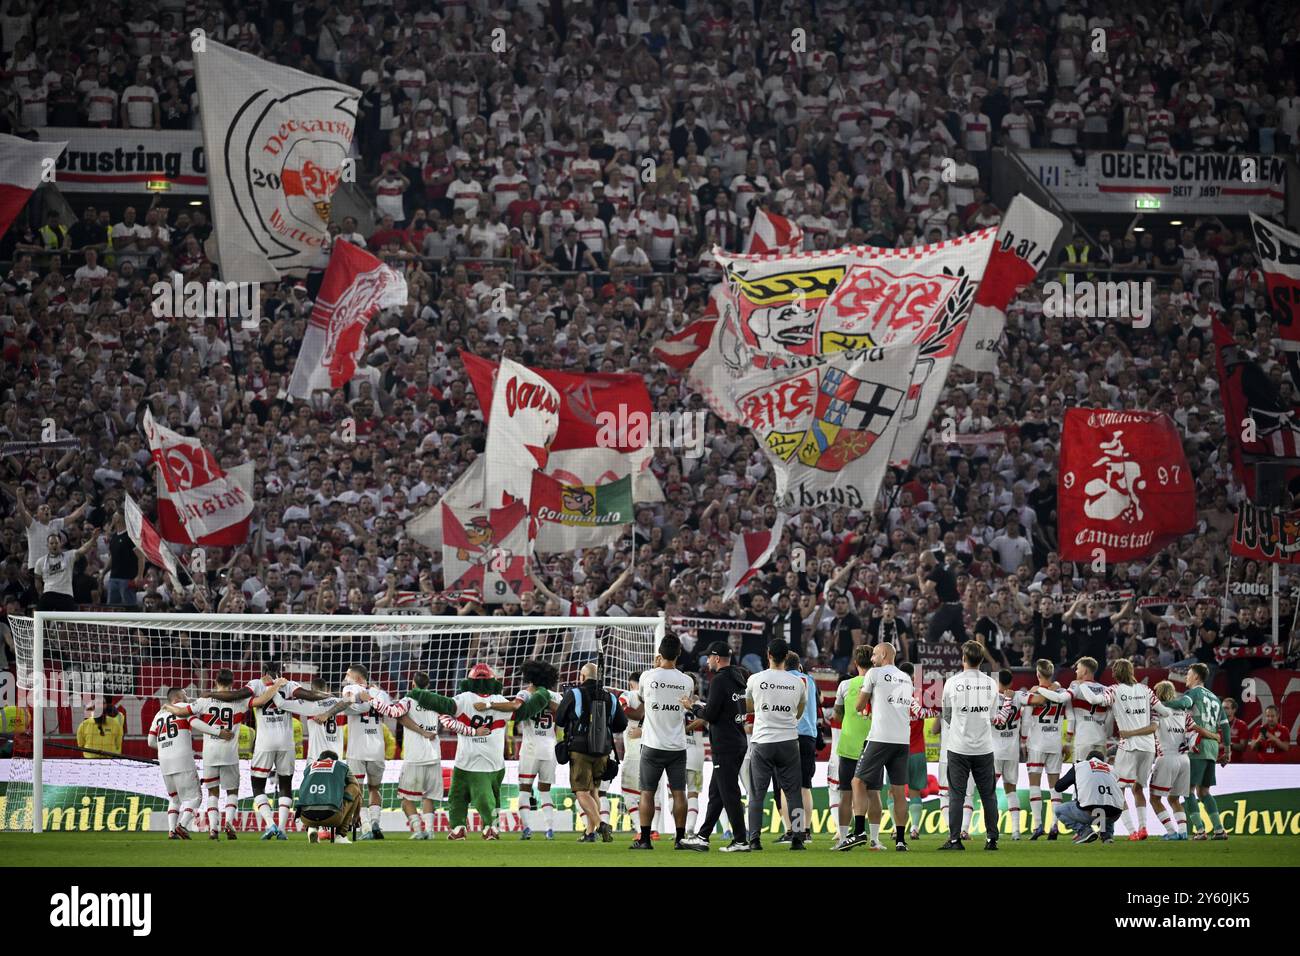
[3,611,664,834]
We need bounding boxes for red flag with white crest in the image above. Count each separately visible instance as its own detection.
[287,239,407,400]
[1058,408,1195,562]
[144,408,254,545]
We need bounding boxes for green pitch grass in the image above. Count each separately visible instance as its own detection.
[4,831,1299,867]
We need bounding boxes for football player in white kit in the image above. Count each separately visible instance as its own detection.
[1022,659,1073,840]
[149,687,232,839]
[1076,658,1167,841]
[238,663,331,840]
[340,663,394,840]
[1150,679,1201,841]
[393,671,449,840]
[617,674,643,836]
[163,669,283,839]
[1063,656,1114,770]
[514,659,562,841]
[992,670,1027,840]
[683,673,706,835]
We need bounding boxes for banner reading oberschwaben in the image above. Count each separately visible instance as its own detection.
[195,40,360,283]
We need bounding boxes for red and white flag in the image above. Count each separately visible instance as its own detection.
[441,500,531,604]
[483,357,561,509]
[122,492,180,582]
[723,512,787,601]
[287,240,407,400]
[956,196,1061,372]
[1058,408,1195,562]
[746,208,803,255]
[0,135,67,239]
[144,409,254,545]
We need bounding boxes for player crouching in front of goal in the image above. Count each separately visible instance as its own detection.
[371,663,551,840]
[295,751,363,844]
[149,688,235,840]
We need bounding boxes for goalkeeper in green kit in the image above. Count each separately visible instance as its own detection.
[371,663,552,839]
[1163,663,1231,840]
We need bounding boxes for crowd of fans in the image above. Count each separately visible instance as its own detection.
[1,0,1299,761]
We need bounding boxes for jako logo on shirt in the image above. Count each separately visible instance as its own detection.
[50,886,151,936]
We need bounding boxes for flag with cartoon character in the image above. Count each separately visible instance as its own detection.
[440,500,531,603]
[529,471,633,553]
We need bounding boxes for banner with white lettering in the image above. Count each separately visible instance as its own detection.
[1025,150,1285,216]
[195,40,360,282]
[483,358,561,509]
[42,127,204,194]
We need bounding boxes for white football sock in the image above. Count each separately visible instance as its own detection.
[179,804,196,831]
[938,784,948,815]
[1030,793,1042,829]
[540,792,553,830]
[1120,804,1136,834]
[1008,804,1021,837]
[1138,802,1148,829]
[962,802,973,833]
[421,811,435,834]
[1155,807,1173,832]
[278,797,291,832]
[407,812,421,832]
[253,793,275,828]
[599,794,610,825]
[223,800,237,829]
[868,822,880,844]
[686,796,698,833]
[1049,792,1063,830]
[1174,810,1187,834]
[204,794,219,832]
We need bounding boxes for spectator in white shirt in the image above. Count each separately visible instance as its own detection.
[121,70,159,129]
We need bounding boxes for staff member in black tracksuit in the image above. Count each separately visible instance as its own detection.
[679,642,751,852]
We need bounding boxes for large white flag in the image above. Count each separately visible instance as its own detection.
[723,512,787,600]
[195,40,360,283]
[143,408,254,543]
[483,358,561,509]
[714,228,1000,467]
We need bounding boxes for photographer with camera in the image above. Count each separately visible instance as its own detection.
[555,662,628,843]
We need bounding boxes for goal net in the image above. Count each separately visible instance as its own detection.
[2,612,662,834]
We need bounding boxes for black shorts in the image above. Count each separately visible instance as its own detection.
[855,741,910,790]
[797,735,816,788]
[639,746,686,793]
[837,755,858,792]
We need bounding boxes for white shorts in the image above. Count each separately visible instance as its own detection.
[348,758,386,785]
[164,768,201,804]
[200,761,239,792]
[621,739,642,795]
[993,756,1019,783]
[1149,754,1189,798]
[250,748,295,778]
[397,762,444,801]
[1114,748,1155,787]
[518,748,557,787]
[1026,750,1063,776]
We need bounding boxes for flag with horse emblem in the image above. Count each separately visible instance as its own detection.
[440,500,531,603]
[732,345,919,511]
[529,471,633,553]
[1058,408,1194,562]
